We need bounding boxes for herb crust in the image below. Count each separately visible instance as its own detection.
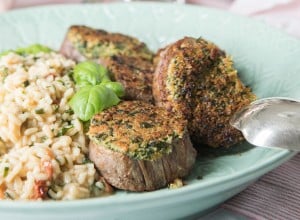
[88,101,187,160]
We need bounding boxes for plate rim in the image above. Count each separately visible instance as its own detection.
[0,2,297,210]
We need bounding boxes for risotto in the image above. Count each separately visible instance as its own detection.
[0,52,110,200]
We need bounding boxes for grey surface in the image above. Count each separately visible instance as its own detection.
[199,208,249,220]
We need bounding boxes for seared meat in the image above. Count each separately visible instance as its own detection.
[153,37,256,148]
[88,101,196,191]
[60,25,153,61]
[103,55,154,102]
[60,25,154,102]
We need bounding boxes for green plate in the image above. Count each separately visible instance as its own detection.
[0,3,299,220]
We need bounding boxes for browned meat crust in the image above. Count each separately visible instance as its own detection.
[88,101,196,191]
[153,37,256,148]
[88,101,187,159]
[60,25,153,61]
[60,25,154,102]
[103,55,154,102]
[89,132,195,192]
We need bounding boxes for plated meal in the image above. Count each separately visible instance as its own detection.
[0,25,256,200]
[0,3,299,220]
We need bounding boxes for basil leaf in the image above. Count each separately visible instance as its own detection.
[15,44,52,55]
[69,85,120,121]
[0,44,52,57]
[0,50,13,57]
[73,61,109,87]
[101,81,125,97]
[103,85,122,108]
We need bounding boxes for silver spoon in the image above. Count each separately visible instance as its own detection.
[230,97,300,151]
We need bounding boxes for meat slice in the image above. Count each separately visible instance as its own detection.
[88,101,196,191]
[153,37,256,148]
[60,25,154,102]
[103,55,154,102]
[60,25,153,62]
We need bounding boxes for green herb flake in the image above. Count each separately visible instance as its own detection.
[83,120,90,133]
[64,156,69,165]
[140,122,154,128]
[4,191,14,200]
[0,67,9,83]
[64,109,74,114]
[23,80,30,87]
[35,108,45,114]
[49,186,58,194]
[98,133,109,141]
[3,166,9,177]
[55,157,61,165]
[82,157,92,164]
[57,79,65,85]
[94,181,104,190]
[52,104,59,113]
[57,124,74,137]
[41,136,48,142]
[128,110,140,116]
[131,136,143,144]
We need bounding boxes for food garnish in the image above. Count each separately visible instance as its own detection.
[69,61,124,121]
[0,44,52,57]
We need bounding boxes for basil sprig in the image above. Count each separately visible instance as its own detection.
[0,44,52,57]
[69,61,124,121]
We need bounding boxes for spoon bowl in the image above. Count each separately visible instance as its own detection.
[230,97,300,151]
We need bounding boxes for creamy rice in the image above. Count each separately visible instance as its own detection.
[0,52,109,200]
